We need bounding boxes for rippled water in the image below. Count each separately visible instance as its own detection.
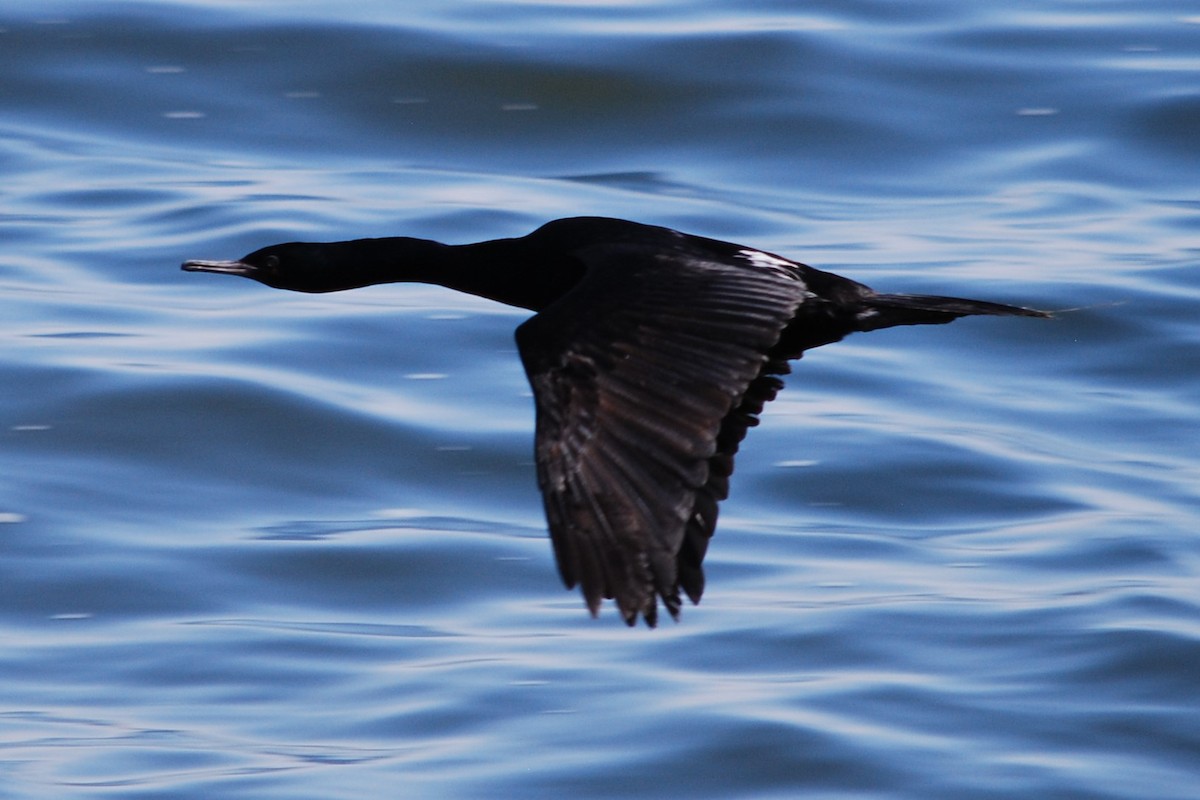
[2,2,1198,797]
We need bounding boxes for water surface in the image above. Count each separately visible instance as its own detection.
[2,2,1198,798]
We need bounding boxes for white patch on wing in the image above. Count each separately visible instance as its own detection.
[736,248,805,285]
[737,249,793,270]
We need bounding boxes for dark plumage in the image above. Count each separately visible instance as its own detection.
[183,216,1049,626]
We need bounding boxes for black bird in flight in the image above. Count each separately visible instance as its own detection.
[184,216,1048,626]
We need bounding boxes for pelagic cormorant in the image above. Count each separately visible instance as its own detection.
[183,216,1048,626]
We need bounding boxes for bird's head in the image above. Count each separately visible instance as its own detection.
[182,242,377,293]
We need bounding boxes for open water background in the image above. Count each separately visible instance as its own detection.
[2,1,1198,797]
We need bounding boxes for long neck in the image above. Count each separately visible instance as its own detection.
[338,235,583,312]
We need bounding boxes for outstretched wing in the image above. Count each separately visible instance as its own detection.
[515,243,808,625]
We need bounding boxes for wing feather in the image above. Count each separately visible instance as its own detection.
[517,244,807,625]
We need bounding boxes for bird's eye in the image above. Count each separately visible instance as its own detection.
[264,255,281,270]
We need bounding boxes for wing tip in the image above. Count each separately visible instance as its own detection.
[587,582,689,628]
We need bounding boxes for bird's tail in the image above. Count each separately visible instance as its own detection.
[857,293,1051,331]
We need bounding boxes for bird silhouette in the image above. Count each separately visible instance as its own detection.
[184,217,1048,626]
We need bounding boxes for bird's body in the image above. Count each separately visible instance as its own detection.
[184,216,1048,626]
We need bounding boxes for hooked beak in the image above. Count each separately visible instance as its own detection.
[181,259,257,276]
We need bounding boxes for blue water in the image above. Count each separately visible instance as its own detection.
[2,1,1198,797]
